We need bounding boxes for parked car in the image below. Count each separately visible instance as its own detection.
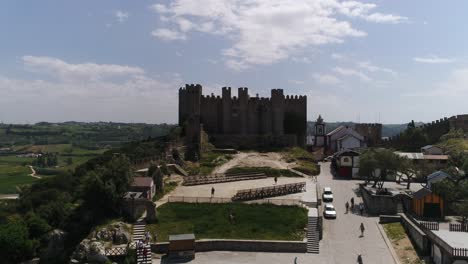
[323,187,333,202]
[324,204,337,218]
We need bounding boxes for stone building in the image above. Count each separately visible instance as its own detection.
[179,84,307,158]
[355,123,382,146]
[449,114,468,131]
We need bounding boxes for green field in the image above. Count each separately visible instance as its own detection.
[146,203,307,241]
[0,164,37,193]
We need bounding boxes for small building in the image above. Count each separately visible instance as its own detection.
[421,145,444,155]
[130,177,155,200]
[314,115,326,147]
[168,233,195,260]
[395,152,449,168]
[411,187,445,219]
[332,149,360,178]
[326,126,365,153]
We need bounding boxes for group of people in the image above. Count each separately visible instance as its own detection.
[345,197,364,215]
[136,231,153,262]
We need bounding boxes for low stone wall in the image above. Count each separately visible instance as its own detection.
[151,239,306,254]
[400,213,429,255]
[360,185,398,215]
[210,134,298,149]
[379,215,401,224]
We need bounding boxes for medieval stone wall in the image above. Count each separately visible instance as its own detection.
[449,115,468,132]
[179,84,307,151]
[355,123,382,146]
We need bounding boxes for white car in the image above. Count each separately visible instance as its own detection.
[323,204,337,218]
[323,187,333,202]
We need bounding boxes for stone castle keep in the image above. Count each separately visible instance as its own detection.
[179,84,307,157]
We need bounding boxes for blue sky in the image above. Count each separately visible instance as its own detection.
[1,0,467,124]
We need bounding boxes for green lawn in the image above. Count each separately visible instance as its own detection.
[146,203,307,242]
[226,166,301,177]
[383,223,406,241]
[186,152,233,175]
[0,164,37,193]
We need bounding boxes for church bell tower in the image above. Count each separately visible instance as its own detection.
[314,115,326,147]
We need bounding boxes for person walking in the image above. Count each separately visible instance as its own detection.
[357,254,363,264]
[359,203,364,215]
[350,197,355,209]
[211,187,215,198]
[360,222,365,237]
[345,201,350,213]
[274,176,278,185]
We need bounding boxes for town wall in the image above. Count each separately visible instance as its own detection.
[355,123,382,146]
[449,114,468,132]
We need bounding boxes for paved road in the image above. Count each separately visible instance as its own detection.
[156,162,396,264]
[317,162,395,264]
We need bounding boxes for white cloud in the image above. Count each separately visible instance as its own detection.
[151,28,187,41]
[151,0,405,70]
[357,61,396,76]
[22,55,144,82]
[0,57,183,123]
[289,79,304,85]
[333,67,371,82]
[175,51,183,56]
[413,55,456,64]
[115,10,129,23]
[404,68,468,98]
[313,73,341,85]
[331,53,346,60]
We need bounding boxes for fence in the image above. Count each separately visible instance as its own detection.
[452,248,468,257]
[449,223,468,232]
[104,246,128,256]
[232,182,306,201]
[167,196,302,206]
[418,221,439,231]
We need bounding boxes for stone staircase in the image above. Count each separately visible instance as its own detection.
[133,221,152,263]
[167,163,188,176]
[307,214,320,254]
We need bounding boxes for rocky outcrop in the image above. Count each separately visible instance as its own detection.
[70,239,109,264]
[91,221,131,244]
[40,229,67,261]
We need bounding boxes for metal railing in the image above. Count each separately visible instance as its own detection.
[419,221,439,231]
[232,182,306,201]
[452,247,468,257]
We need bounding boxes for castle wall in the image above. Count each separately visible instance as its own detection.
[449,115,468,131]
[179,84,307,150]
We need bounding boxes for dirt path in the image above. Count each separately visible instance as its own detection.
[211,152,295,175]
[29,166,42,179]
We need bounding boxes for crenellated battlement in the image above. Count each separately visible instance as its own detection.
[179,84,307,149]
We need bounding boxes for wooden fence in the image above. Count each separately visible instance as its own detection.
[449,223,468,232]
[418,221,439,231]
[452,248,468,257]
[232,182,306,201]
[167,196,303,206]
[105,246,128,256]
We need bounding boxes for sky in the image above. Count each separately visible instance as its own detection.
[0,0,467,124]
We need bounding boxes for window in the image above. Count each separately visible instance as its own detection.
[343,157,350,162]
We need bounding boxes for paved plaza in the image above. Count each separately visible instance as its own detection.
[156,162,397,264]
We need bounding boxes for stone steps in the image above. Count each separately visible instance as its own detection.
[307,217,320,254]
[136,244,152,264]
[133,221,152,263]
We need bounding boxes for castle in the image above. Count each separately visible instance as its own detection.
[179,84,307,159]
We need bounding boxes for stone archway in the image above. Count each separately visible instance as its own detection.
[122,198,157,223]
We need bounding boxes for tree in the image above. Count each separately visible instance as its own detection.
[453,201,468,227]
[152,167,164,193]
[80,154,133,216]
[399,158,436,189]
[359,148,402,190]
[0,220,38,264]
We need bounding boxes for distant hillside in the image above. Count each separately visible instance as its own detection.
[307,121,409,138]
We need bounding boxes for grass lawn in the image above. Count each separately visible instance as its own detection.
[153,180,179,201]
[284,147,319,176]
[226,166,301,177]
[147,203,307,242]
[383,223,424,264]
[186,151,233,175]
[0,165,37,193]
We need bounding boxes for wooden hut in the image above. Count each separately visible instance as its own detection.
[412,188,445,219]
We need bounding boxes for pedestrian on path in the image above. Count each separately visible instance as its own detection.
[345,201,349,213]
[351,197,355,209]
[357,254,363,264]
[211,187,215,197]
[360,222,365,237]
[294,256,298,264]
[359,203,364,215]
[274,176,278,185]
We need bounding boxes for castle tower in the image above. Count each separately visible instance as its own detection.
[238,87,249,135]
[221,87,232,134]
[271,89,285,136]
[179,84,202,161]
[314,115,326,147]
